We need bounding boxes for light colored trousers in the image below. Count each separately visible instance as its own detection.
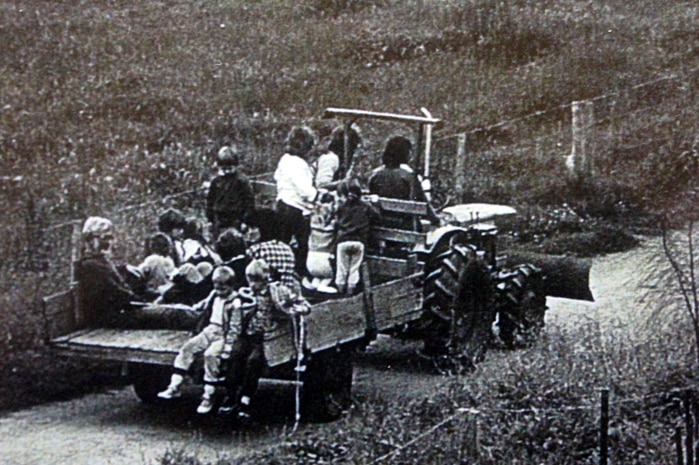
[335,241,364,290]
[173,324,225,383]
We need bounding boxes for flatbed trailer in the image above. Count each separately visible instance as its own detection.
[43,246,426,420]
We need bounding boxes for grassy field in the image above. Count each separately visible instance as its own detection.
[2,0,699,462]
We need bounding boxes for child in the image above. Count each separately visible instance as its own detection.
[157,266,239,414]
[157,208,187,266]
[206,145,256,240]
[182,216,222,266]
[137,232,176,299]
[219,259,310,419]
[156,263,209,306]
[334,179,379,295]
[215,228,249,289]
[304,192,337,293]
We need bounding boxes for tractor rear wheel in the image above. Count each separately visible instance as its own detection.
[420,243,496,374]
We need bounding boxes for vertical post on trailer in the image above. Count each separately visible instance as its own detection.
[341,119,355,180]
[599,388,609,465]
[414,123,424,178]
[420,108,433,202]
[412,122,424,231]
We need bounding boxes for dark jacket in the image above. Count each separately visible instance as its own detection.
[368,167,426,202]
[335,200,379,246]
[76,254,140,327]
[206,170,255,229]
[368,167,427,230]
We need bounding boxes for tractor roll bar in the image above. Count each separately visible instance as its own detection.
[321,107,443,181]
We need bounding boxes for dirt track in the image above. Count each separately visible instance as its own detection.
[0,237,667,465]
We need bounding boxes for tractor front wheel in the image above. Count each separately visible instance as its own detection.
[495,264,548,349]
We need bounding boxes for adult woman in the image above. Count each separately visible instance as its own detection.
[274,126,319,276]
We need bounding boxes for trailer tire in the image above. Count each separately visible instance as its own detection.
[130,363,171,404]
[301,346,353,422]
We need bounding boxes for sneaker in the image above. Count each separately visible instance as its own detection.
[302,277,316,290]
[316,283,338,294]
[217,397,239,416]
[157,385,181,399]
[197,396,214,414]
[237,408,251,420]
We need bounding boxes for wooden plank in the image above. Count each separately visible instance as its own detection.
[372,273,424,329]
[373,197,429,216]
[373,227,427,247]
[367,255,409,279]
[51,343,177,365]
[366,255,424,279]
[304,294,368,353]
[42,288,77,341]
[57,328,188,352]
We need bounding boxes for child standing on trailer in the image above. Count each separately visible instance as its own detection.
[334,179,379,295]
[206,144,256,240]
[304,191,337,293]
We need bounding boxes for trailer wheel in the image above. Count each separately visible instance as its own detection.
[496,264,547,349]
[301,346,353,422]
[420,243,495,373]
[130,363,171,404]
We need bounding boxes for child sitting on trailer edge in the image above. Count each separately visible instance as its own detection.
[157,266,242,414]
[218,259,311,420]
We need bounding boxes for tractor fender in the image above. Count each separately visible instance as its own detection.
[417,225,471,255]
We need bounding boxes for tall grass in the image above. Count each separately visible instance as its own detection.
[1,0,699,457]
[157,317,695,464]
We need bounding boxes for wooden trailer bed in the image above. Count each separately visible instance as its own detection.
[45,272,423,369]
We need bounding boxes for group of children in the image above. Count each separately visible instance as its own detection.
[157,259,310,418]
[81,123,431,419]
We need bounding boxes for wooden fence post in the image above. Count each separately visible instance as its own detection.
[599,388,609,465]
[454,133,467,201]
[567,100,595,180]
[459,409,480,463]
[684,390,695,465]
[677,426,685,465]
[693,391,698,465]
